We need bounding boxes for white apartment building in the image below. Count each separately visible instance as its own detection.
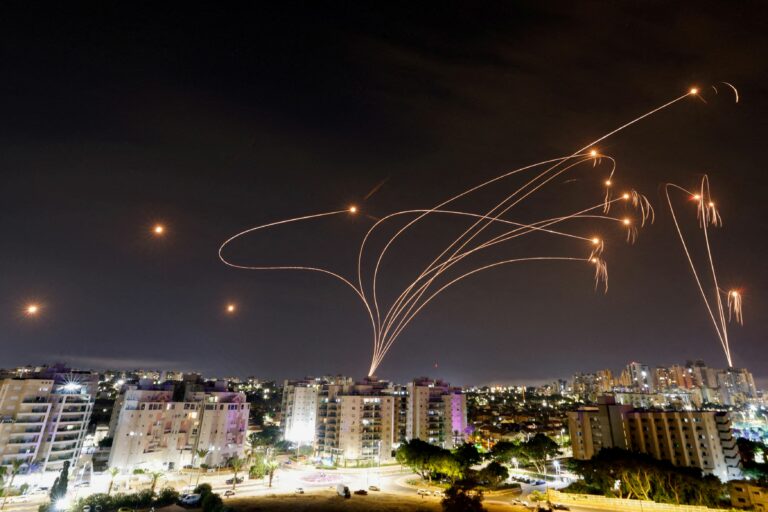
[406,378,467,449]
[281,380,319,445]
[315,378,397,465]
[568,396,741,481]
[108,380,249,471]
[0,367,96,472]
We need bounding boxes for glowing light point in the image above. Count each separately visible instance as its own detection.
[153,224,165,235]
[622,218,631,226]
[730,290,739,297]
[349,206,358,214]
[689,87,698,95]
[591,237,601,245]
[692,194,701,201]
[589,149,598,157]
[605,180,612,187]
[622,193,630,200]
[25,304,40,316]
[708,201,715,207]
[226,303,237,314]
[590,258,598,263]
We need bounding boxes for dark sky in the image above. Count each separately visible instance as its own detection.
[2,2,767,386]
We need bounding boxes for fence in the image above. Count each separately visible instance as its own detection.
[548,490,727,512]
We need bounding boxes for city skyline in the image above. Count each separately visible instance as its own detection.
[2,3,767,384]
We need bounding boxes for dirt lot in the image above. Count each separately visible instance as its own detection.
[227,489,520,511]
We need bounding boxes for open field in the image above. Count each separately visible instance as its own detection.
[227,489,523,512]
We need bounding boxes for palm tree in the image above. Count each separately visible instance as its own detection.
[148,470,164,495]
[228,457,244,491]
[6,461,23,489]
[107,468,119,495]
[195,449,210,486]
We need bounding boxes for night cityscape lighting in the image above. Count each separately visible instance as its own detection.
[2,3,766,512]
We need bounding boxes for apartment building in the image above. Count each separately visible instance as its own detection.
[315,377,397,465]
[406,378,467,449]
[281,379,319,445]
[568,396,741,481]
[0,366,96,472]
[108,379,249,470]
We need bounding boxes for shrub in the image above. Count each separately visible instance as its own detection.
[154,487,180,506]
[194,483,213,496]
[201,492,223,512]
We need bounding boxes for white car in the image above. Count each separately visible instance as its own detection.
[180,494,202,506]
[417,489,431,496]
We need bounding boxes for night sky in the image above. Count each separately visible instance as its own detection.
[2,2,767,386]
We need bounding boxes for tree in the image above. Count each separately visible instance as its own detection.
[147,470,164,495]
[265,457,279,488]
[453,443,482,471]
[49,461,69,504]
[396,439,445,483]
[228,457,245,490]
[107,468,119,495]
[489,441,517,464]
[478,461,509,487]
[195,449,210,486]
[7,460,24,489]
[516,434,560,475]
[430,452,463,485]
[441,485,485,512]
[249,426,281,449]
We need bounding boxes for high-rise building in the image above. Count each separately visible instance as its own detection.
[406,378,467,449]
[0,366,97,472]
[315,377,396,465]
[108,379,249,470]
[281,379,319,445]
[568,396,741,481]
[625,362,653,392]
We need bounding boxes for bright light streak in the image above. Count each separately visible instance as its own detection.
[219,89,698,376]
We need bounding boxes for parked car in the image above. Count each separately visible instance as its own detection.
[353,489,368,496]
[417,489,431,496]
[552,505,570,510]
[224,490,236,497]
[82,506,91,512]
[368,486,380,491]
[179,493,202,506]
[225,477,244,485]
[295,488,305,494]
[432,490,444,497]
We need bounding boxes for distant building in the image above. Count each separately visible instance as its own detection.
[568,396,741,481]
[0,366,97,472]
[625,362,653,393]
[108,379,249,470]
[406,378,467,449]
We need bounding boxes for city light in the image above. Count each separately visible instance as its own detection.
[152,224,165,235]
[25,303,40,316]
[226,303,237,314]
[349,206,358,214]
[689,87,698,95]
[589,149,598,157]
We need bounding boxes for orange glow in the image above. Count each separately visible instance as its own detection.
[153,224,165,235]
[708,201,715,207]
[349,206,358,214]
[589,149,598,157]
[622,218,631,225]
[605,180,612,187]
[25,304,40,316]
[692,194,701,201]
[226,303,237,314]
[591,237,600,245]
[622,193,630,200]
[689,87,698,95]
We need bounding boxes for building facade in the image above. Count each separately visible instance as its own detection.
[108,380,249,470]
[568,396,741,481]
[406,378,467,449]
[0,367,96,472]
